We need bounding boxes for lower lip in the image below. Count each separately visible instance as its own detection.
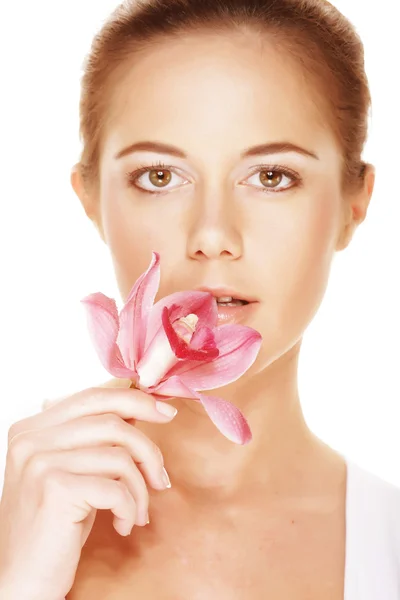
[216,301,259,325]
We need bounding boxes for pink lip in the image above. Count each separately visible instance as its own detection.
[216,301,259,325]
[194,285,258,303]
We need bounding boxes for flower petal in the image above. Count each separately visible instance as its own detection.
[136,315,179,390]
[197,392,252,445]
[152,376,252,445]
[165,325,262,390]
[144,291,217,353]
[151,375,201,398]
[190,325,217,350]
[161,306,219,361]
[117,252,160,370]
[80,293,137,379]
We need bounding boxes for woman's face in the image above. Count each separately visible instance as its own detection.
[74,32,370,374]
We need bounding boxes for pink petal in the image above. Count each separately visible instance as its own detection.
[80,293,137,380]
[135,314,180,390]
[151,375,201,398]
[198,393,252,445]
[166,325,262,390]
[190,325,217,350]
[144,291,217,353]
[161,306,219,361]
[117,252,160,370]
[153,376,252,445]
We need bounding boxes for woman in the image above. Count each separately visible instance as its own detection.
[1,0,399,598]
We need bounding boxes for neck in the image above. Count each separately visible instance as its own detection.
[152,340,329,501]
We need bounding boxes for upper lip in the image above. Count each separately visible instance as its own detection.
[194,286,258,303]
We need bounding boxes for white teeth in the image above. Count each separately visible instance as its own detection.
[216,296,233,302]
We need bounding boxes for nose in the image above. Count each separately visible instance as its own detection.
[186,192,243,261]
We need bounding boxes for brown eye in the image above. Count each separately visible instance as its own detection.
[259,170,283,188]
[243,166,298,194]
[148,168,172,187]
[127,163,189,194]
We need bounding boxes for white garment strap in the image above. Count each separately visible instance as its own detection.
[344,460,400,599]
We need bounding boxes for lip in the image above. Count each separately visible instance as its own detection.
[194,286,258,303]
[193,285,259,326]
[215,301,259,325]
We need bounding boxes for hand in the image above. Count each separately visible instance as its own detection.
[0,385,177,600]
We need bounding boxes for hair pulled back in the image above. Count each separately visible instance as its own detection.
[77,0,372,195]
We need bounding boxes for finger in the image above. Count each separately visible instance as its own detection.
[13,387,177,438]
[25,447,150,526]
[41,395,67,411]
[40,378,132,412]
[41,470,137,536]
[9,414,169,491]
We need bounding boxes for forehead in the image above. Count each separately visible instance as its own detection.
[102,31,339,163]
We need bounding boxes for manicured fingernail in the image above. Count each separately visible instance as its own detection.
[156,401,178,418]
[162,467,171,488]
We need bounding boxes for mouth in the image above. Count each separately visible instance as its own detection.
[214,297,249,307]
[194,286,259,325]
[194,286,257,303]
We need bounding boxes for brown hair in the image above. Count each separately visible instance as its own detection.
[77,0,372,195]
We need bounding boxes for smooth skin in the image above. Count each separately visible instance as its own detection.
[0,29,375,599]
[0,386,177,599]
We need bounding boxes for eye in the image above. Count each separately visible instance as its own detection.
[242,165,301,194]
[126,161,189,194]
[126,161,301,196]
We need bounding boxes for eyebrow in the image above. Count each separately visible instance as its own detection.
[114,140,319,161]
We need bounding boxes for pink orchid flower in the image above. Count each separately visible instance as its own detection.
[80,252,262,445]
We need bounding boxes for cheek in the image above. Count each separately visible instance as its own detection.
[248,192,340,361]
[282,197,337,323]
[100,179,184,301]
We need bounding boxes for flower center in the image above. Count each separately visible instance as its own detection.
[136,313,199,390]
[173,313,199,343]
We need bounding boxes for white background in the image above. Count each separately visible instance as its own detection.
[0,0,399,492]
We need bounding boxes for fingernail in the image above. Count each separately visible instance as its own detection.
[156,401,178,418]
[162,466,171,488]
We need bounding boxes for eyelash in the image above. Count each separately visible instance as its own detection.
[125,160,302,195]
